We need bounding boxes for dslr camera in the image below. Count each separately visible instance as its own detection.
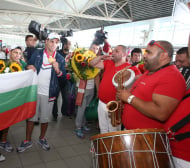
[59,30,73,45]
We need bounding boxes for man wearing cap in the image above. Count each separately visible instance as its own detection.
[0,45,26,153]
[16,32,66,152]
[9,45,27,69]
[116,40,186,130]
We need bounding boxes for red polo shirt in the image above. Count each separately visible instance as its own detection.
[122,65,186,129]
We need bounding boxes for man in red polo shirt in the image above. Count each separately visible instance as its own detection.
[117,40,186,130]
[163,34,190,168]
[164,88,190,167]
[90,45,141,133]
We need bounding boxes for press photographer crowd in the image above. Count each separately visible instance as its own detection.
[0,19,190,168]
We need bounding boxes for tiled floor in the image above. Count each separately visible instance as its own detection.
[0,116,99,168]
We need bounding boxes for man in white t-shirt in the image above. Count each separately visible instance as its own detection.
[16,32,66,152]
[75,42,100,138]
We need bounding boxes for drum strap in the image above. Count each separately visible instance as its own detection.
[168,93,190,141]
[170,114,190,133]
[173,132,190,141]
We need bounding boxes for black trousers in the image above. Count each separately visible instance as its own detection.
[52,81,70,119]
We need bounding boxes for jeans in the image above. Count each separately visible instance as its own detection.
[52,80,75,118]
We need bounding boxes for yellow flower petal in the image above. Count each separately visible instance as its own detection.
[0,60,6,73]
[9,62,22,72]
[75,54,84,62]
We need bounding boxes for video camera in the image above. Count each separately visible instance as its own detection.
[28,20,73,43]
[59,30,73,45]
[28,20,49,41]
[94,26,108,45]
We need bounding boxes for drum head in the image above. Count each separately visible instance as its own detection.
[112,69,135,88]
[90,128,166,140]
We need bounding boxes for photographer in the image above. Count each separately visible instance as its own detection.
[24,35,37,62]
[93,27,111,56]
[52,38,72,120]
[94,26,108,45]
[59,38,71,58]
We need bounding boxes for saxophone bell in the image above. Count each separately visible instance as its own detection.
[106,101,119,127]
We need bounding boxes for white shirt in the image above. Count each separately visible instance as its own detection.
[37,52,55,96]
[0,51,6,59]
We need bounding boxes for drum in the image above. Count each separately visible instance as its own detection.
[90,129,174,168]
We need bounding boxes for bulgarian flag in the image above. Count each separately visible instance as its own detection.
[0,70,37,130]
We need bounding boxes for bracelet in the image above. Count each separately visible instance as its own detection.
[127,95,135,104]
[57,71,63,77]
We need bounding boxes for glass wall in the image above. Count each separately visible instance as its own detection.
[0,16,189,49]
[71,16,190,48]
[0,34,25,48]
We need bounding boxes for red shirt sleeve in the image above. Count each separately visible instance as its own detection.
[130,66,141,75]
[154,69,186,101]
[103,42,110,53]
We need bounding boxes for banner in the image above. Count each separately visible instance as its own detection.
[0,70,37,130]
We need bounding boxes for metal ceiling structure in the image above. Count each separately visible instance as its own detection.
[0,0,174,36]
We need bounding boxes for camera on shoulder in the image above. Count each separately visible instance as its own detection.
[28,20,73,48]
[94,26,108,45]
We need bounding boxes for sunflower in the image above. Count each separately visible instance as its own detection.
[87,57,93,64]
[75,54,84,62]
[9,62,22,72]
[0,60,6,73]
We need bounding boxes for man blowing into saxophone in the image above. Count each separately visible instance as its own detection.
[89,45,141,133]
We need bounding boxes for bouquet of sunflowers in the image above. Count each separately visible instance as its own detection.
[0,60,22,73]
[70,48,99,80]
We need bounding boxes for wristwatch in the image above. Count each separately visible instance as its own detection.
[127,95,135,104]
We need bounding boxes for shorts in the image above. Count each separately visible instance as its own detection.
[28,94,54,123]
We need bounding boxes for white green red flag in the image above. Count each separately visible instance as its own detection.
[0,70,37,130]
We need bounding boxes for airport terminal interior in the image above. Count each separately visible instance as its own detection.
[0,0,190,168]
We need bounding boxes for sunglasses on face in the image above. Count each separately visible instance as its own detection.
[148,40,166,52]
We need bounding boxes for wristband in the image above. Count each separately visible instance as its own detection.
[127,95,135,104]
[57,71,63,77]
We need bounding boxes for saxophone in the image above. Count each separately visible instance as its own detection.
[106,66,135,127]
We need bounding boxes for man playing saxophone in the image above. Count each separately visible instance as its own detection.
[117,40,186,130]
[89,45,141,133]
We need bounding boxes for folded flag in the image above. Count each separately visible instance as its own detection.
[0,70,37,130]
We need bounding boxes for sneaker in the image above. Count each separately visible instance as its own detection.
[38,138,50,151]
[0,141,14,152]
[0,154,5,162]
[82,125,91,132]
[75,128,85,139]
[16,140,33,153]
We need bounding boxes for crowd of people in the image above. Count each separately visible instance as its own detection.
[0,32,190,167]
